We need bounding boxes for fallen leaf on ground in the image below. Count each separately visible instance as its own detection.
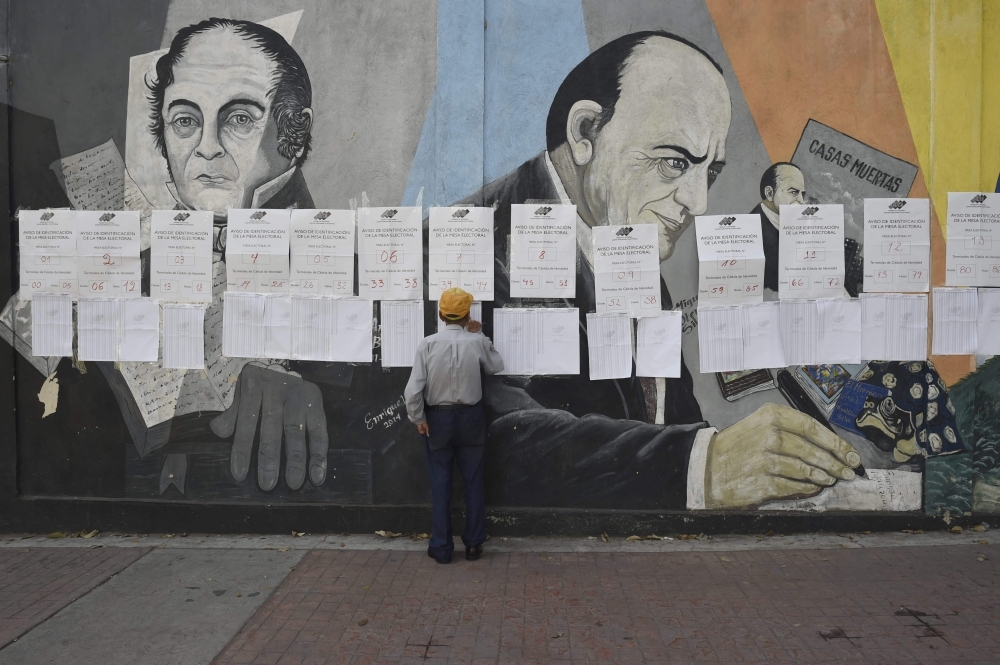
[625,535,642,541]
[340,542,346,547]
[551,631,564,639]
[46,532,66,539]
[720,556,732,562]
[972,524,987,533]
[80,529,99,539]
[236,592,242,597]
[363,585,371,590]
[410,533,430,540]
[600,533,609,543]
[978,555,987,562]
[980,540,989,545]
[292,531,305,537]
[358,618,369,626]
[162,533,175,538]
[949,526,963,534]
[857,531,871,535]
[278,547,290,552]
[375,530,402,538]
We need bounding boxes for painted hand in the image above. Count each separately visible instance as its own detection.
[416,422,430,436]
[465,320,482,333]
[210,364,329,491]
[705,403,863,509]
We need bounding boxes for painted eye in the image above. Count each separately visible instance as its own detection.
[169,115,200,138]
[707,164,724,188]
[230,112,253,126]
[657,157,688,179]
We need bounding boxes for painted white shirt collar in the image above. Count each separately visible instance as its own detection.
[760,201,780,231]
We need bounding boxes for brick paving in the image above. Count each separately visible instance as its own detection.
[0,545,151,648]
[213,545,1000,664]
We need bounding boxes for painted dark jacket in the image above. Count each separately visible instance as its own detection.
[456,152,707,509]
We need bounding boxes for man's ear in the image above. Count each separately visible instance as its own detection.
[764,185,775,202]
[565,100,603,167]
[293,108,314,160]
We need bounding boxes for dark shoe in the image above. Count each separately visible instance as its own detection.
[466,544,483,561]
[427,549,451,564]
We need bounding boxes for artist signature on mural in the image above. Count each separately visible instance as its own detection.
[365,395,406,430]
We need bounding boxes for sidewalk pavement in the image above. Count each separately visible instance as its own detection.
[0,530,997,664]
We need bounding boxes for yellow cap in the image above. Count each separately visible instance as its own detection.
[439,287,473,320]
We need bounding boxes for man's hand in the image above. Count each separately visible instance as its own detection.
[210,364,329,491]
[416,422,430,436]
[705,403,863,509]
[465,320,482,333]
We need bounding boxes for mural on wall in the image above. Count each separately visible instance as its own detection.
[2,0,990,514]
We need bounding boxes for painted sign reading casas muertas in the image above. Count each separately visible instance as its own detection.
[791,119,919,240]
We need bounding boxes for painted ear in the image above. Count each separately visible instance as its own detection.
[764,185,775,201]
[294,108,314,160]
[565,100,603,167]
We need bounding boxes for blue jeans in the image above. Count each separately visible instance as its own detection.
[424,404,487,559]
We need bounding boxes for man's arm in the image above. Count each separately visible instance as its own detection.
[479,334,504,375]
[404,341,429,425]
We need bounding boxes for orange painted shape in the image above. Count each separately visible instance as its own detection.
[706,0,973,384]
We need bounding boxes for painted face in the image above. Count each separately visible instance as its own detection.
[580,39,731,261]
[161,28,292,216]
[768,165,806,208]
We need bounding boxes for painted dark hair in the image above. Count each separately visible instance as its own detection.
[759,162,801,200]
[545,31,723,153]
[146,17,312,165]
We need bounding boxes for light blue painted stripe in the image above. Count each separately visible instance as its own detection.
[403,0,485,207]
[483,0,589,182]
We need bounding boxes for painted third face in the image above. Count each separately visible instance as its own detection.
[582,38,732,262]
[161,28,292,216]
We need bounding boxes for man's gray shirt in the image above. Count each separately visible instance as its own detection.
[404,324,505,424]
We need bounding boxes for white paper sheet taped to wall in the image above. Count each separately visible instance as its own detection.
[77,298,121,362]
[494,307,580,375]
[264,295,292,360]
[289,296,372,362]
[50,138,125,212]
[945,192,1000,287]
[226,208,292,293]
[428,207,494,301]
[509,205,576,298]
[120,299,159,362]
[358,206,423,300]
[884,294,928,361]
[977,288,1000,355]
[778,204,846,299]
[742,301,785,370]
[592,223,661,316]
[932,287,978,355]
[222,292,266,358]
[150,210,214,303]
[697,305,744,373]
[19,209,79,301]
[863,198,931,293]
[162,304,205,370]
[636,311,682,378]
[289,209,355,295]
[586,312,632,380]
[380,300,424,367]
[817,298,862,365]
[31,293,73,357]
[76,210,142,298]
[695,214,765,305]
[779,299,819,366]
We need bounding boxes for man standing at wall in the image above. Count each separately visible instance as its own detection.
[405,288,504,563]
